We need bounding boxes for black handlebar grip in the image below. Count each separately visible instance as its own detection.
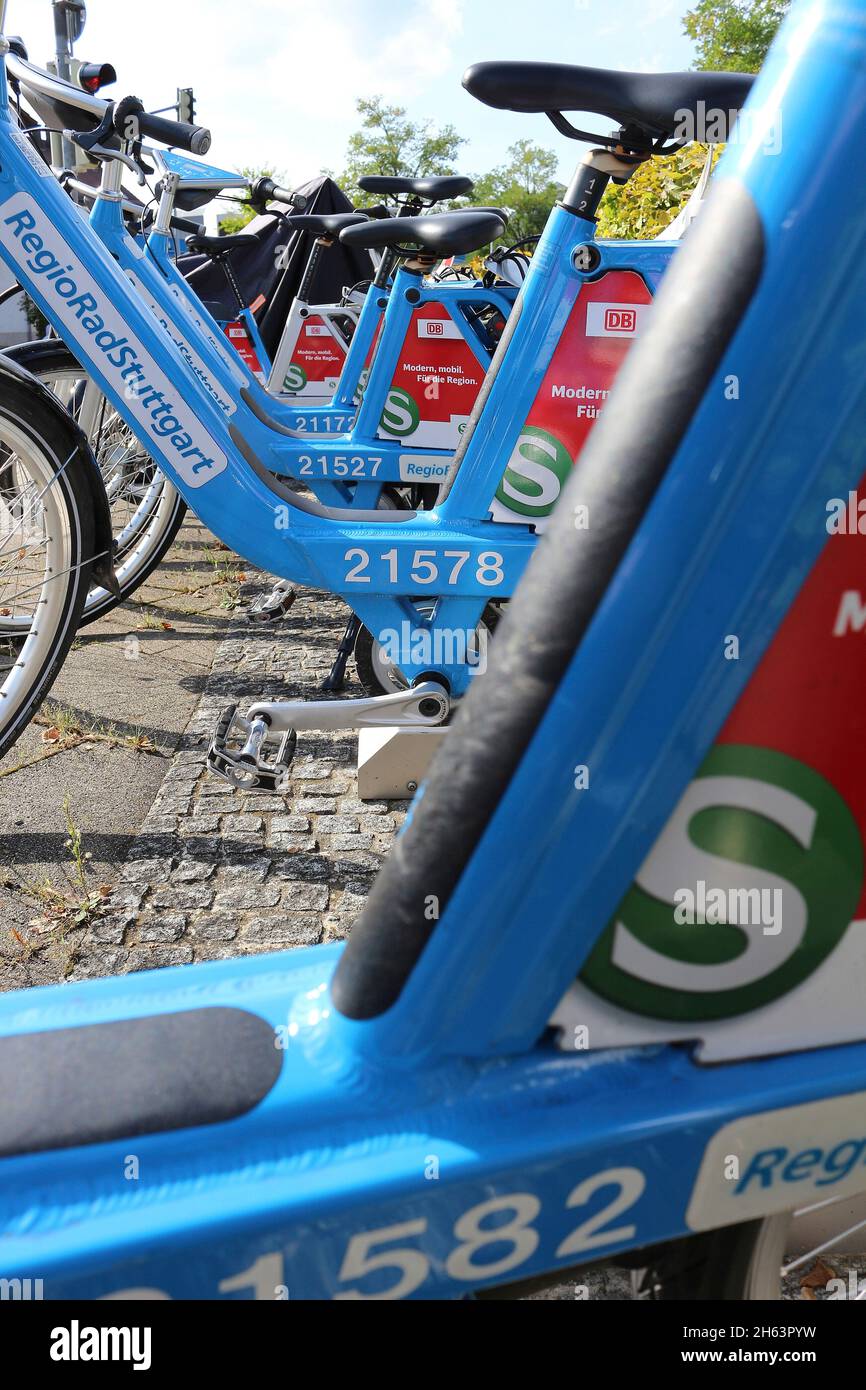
[114,95,211,156]
[170,214,203,235]
[253,177,304,209]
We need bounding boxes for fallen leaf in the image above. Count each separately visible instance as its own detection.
[160,621,174,630]
[800,1257,836,1289]
[0,607,10,616]
[41,726,61,743]
[800,1286,817,1300]
[10,927,26,946]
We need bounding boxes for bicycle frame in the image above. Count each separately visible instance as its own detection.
[0,56,678,693]
[2,0,866,1299]
[137,146,519,446]
[89,159,521,510]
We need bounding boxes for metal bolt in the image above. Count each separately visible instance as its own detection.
[573,243,602,274]
[407,781,418,793]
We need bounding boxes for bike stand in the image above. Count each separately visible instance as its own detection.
[357,726,448,799]
[321,614,362,691]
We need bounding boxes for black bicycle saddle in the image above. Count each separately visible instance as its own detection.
[358,174,474,201]
[463,62,754,146]
[341,210,505,258]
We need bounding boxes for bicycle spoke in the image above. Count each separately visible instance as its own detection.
[782,1213,866,1276]
[0,447,76,562]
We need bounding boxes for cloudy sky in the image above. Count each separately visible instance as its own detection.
[14,0,697,186]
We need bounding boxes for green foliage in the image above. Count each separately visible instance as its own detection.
[596,146,718,240]
[597,0,790,239]
[23,292,47,337]
[219,166,283,234]
[472,140,565,244]
[683,0,791,73]
[339,97,466,206]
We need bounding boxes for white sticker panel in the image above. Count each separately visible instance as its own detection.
[0,192,227,488]
[687,1089,866,1230]
[585,301,650,338]
[398,454,451,482]
[125,270,237,417]
[417,317,462,340]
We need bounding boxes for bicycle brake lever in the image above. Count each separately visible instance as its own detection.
[67,137,147,186]
[66,103,115,151]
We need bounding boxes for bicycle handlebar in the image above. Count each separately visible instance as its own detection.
[56,173,199,236]
[113,95,211,156]
[249,176,306,211]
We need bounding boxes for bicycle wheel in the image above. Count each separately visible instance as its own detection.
[0,373,97,760]
[631,1190,866,1298]
[3,343,187,625]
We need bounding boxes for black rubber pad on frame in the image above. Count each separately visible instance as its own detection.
[0,1006,282,1157]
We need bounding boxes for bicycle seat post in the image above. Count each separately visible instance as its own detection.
[561,143,645,224]
[372,194,422,288]
[297,234,329,305]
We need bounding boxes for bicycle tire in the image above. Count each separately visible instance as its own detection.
[627,1208,847,1300]
[0,372,97,760]
[3,342,188,626]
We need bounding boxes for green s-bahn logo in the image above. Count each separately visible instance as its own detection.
[581,746,863,1021]
[494,425,572,519]
[380,388,421,438]
[283,363,308,393]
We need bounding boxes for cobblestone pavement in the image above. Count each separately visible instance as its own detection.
[4,553,848,1299]
[66,573,409,981]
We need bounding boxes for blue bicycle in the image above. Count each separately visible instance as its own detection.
[0,16,750,772]
[6,52,529,661]
[5,0,866,1300]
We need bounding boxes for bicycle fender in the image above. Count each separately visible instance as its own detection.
[1,340,120,595]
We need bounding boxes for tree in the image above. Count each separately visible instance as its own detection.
[219,165,284,234]
[596,0,790,239]
[472,140,565,244]
[23,292,47,338]
[683,0,791,72]
[596,145,719,239]
[339,97,466,205]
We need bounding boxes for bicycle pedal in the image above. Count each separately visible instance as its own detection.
[247,582,296,624]
[206,702,297,792]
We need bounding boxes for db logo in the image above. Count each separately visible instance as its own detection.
[424,321,444,336]
[604,308,636,332]
[586,302,645,337]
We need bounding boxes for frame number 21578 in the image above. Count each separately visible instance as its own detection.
[343,547,506,589]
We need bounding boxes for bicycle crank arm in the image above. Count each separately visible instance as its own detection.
[206,682,449,792]
[247,681,450,732]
